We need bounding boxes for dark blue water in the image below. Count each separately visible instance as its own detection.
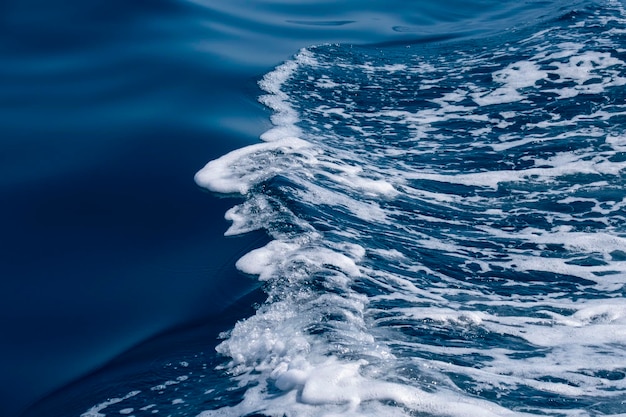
[2,1,625,416]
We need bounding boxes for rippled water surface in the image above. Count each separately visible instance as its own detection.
[2,1,625,416]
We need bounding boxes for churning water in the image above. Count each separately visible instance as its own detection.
[11,0,626,416]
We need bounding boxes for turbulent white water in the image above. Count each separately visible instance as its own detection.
[192,2,626,416]
[72,2,626,417]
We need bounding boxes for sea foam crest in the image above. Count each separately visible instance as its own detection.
[195,2,626,416]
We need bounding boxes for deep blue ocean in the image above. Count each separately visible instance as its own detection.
[2,0,626,416]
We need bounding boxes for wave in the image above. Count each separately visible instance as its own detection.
[193,1,626,416]
[34,1,626,416]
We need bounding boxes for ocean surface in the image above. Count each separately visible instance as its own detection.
[2,0,626,416]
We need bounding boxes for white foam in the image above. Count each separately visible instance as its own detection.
[236,240,362,281]
[607,133,626,151]
[278,358,524,416]
[223,194,316,237]
[490,127,605,152]
[80,391,140,417]
[257,49,318,142]
[194,137,313,194]
[195,4,626,416]
[545,50,626,98]
[473,61,546,106]
[200,357,529,417]
[402,152,626,189]
[315,76,339,89]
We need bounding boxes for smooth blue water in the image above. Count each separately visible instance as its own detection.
[2,0,625,416]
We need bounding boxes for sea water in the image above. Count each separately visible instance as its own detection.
[11,0,626,416]
[193,2,626,416]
